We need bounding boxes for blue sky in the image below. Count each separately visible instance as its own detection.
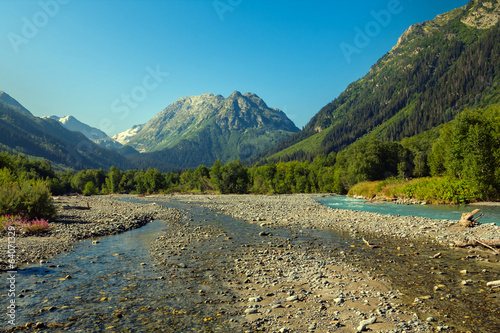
[0,0,469,135]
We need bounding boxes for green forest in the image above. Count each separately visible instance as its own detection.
[1,104,500,220]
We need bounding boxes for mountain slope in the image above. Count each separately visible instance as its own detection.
[0,91,31,115]
[0,100,132,170]
[264,0,500,161]
[126,91,299,169]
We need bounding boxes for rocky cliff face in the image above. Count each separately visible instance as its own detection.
[461,0,500,29]
[112,124,144,145]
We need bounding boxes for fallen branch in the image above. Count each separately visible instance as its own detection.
[362,238,381,249]
[475,239,500,255]
[454,239,500,255]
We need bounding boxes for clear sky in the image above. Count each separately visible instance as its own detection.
[0,0,469,136]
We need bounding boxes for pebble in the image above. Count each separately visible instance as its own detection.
[249,296,263,302]
[245,308,259,314]
[486,280,500,288]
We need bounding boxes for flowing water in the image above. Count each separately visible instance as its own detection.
[316,196,500,226]
[1,197,499,332]
[1,220,226,332]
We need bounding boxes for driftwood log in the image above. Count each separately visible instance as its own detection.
[458,209,484,227]
[454,239,500,254]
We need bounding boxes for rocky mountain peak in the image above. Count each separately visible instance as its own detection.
[391,1,499,54]
[228,91,243,99]
[461,0,500,29]
[44,115,110,141]
[123,91,299,165]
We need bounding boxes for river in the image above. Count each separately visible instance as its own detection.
[315,196,500,226]
[1,197,499,332]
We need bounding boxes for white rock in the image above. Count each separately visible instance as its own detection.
[244,308,258,314]
[486,280,500,288]
[357,317,377,332]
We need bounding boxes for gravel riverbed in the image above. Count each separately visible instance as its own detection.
[2,193,499,332]
[146,193,500,333]
[184,193,500,243]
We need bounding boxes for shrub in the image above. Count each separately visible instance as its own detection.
[83,181,98,196]
[0,179,57,220]
[0,215,21,233]
[20,218,53,234]
[348,177,483,204]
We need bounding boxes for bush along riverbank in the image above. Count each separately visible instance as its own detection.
[347,177,488,205]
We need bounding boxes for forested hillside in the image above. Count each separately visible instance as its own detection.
[263,0,500,162]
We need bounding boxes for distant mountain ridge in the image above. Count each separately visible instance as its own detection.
[43,115,109,141]
[126,91,299,169]
[0,90,298,171]
[262,0,500,161]
[0,98,132,170]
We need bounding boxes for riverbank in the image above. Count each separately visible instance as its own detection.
[0,195,180,270]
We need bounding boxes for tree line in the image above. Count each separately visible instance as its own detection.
[1,104,499,203]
